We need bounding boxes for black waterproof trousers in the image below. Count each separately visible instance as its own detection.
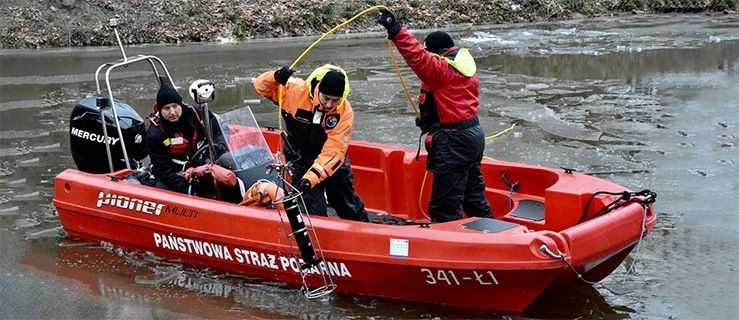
[426,124,493,222]
[292,157,369,222]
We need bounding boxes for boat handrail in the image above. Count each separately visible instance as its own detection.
[89,19,179,172]
[94,19,176,95]
[94,54,174,94]
[93,54,175,172]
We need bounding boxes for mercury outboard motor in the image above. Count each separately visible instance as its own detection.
[69,96,147,173]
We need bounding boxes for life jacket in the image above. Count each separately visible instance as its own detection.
[275,65,351,164]
[148,103,202,157]
[279,81,350,165]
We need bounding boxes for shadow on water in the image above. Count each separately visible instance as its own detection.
[527,284,632,319]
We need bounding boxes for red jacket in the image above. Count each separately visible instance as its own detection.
[391,27,479,125]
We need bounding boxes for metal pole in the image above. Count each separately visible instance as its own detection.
[201,102,216,164]
[109,18,127,61]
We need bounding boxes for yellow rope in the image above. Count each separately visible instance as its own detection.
[485,122,518,140]
[292,6,387,69]
[278,5,406,130]
[418,169,431,220]
[387,39,419,115]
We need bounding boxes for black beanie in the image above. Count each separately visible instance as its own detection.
[156,83,183,109]
[424,31,455,54]
[318,70,346,97]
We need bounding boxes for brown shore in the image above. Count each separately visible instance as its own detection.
[0,0,736,49]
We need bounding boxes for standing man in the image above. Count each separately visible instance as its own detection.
[253,64,369,222]
[378,9,492,222]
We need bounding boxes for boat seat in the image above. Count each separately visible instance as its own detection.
[509,199,545,221]
[461,218,521,233]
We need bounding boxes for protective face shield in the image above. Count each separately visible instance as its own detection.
[189,79,215,104]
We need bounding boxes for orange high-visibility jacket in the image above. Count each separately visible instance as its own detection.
[254,70,355,187]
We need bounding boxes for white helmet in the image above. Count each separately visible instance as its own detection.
[189,79,215,104]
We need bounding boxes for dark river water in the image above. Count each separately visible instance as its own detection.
[1,14,737,319]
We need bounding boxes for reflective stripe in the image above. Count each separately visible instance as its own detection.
[311,163,328,179]
[163,138,171,146]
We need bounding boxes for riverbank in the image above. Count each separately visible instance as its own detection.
[0,0,736,49]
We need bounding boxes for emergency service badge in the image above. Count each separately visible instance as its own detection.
[324,115,339,129]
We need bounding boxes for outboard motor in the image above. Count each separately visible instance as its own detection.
[69,96,147,173]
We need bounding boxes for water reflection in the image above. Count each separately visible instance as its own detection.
[21,240,624,319]
[477,41,738,81]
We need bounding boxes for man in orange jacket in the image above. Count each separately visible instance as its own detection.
[253,64,369,222]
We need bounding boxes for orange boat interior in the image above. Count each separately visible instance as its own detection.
[256,129,616,234]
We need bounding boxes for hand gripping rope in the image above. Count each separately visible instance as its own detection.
[276,5,418,133]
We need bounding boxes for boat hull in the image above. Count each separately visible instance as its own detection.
[55,169,573,312]
[53,131,656,313]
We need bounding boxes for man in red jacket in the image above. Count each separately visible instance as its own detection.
[378,9,492,222]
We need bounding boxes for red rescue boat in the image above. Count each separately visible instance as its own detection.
[52,25,657,313]
[54,125,657,313]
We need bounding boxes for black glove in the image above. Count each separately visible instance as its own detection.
[274,66,295,85]
[377,9,401,38]
[297,178,312,193]
[415,116,431,134]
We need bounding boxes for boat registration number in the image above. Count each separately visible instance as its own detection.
[420,268,499,286]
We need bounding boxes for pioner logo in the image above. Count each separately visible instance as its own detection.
[96,191,165,216]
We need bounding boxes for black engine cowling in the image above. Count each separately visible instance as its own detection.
[69,96,147,173]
